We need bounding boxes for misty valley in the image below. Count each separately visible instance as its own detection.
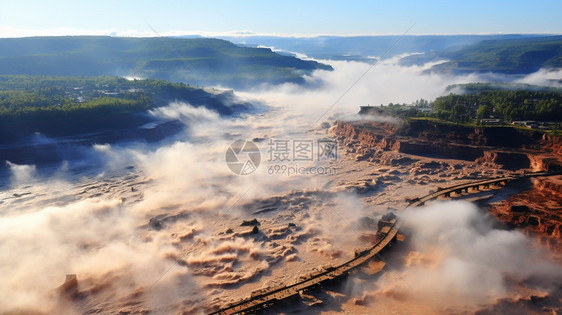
[0,32,561,315]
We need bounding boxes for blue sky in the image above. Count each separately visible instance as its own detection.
[1,0,561,37]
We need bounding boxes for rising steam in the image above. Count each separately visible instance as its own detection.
[0,56,560,314]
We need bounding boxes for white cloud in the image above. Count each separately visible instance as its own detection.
[1,26,559,39]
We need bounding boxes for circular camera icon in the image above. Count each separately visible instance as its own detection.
[225,140,261,175]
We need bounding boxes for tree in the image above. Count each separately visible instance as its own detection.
[476,105,491,119]
[451,103,468,122]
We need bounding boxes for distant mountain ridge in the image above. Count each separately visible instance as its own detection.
[214,34,545,61]
[0,36,332,89]
[217,34,561,74]
[402,35,562,74]
[435,36,562,74]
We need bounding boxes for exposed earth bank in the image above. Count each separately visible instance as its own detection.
[331,119,561,171]
[332,118,562,255]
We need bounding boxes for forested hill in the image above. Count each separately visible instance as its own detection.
[0,36,332,89]
[397,35,562,74]
[375,83,561,125]
[219,34,540,61]
[0,75,252,144]
[430,35,562,74]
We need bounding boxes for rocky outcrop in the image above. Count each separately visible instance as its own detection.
[332,121,400,151]
[397,142,483,161]
[475,151,531,170]
[490,176,562,252]
[332,120,561,171]
[528,155,562,171]
[533,134,562,155]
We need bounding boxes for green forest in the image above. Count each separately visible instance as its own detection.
[433,90,561,122]
[0,75,245,125]
[379,83,561,128]
[0,36,332,89]
[432,36,562,74]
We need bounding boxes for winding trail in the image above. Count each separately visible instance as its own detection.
[407,171,559,208]
[209,171,560,314]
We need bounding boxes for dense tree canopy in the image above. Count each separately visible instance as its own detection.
[0,75,241,125]
[0,36,332,89]
[433,90,561,122]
